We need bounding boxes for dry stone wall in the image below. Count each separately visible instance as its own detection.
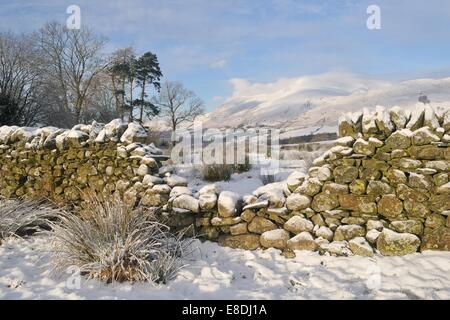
[0,104,449,257]
[0,120,172,206]
[214,105,450,256]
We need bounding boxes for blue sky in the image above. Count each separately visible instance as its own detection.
[2,0,450,110]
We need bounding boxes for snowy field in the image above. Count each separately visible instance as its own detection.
[1,235,450,300]
[177,165,265,196]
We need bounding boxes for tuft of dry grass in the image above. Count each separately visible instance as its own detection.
[0,196,58,241]
[46,194,195,284]
[200,164,235,182]
[200,162,252,182]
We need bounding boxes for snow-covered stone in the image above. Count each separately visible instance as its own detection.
[389,106,411,130]
[385,129,412,149]
[170,186,192,198]
[412,127,440,145]
[377,229,420,256]
[286,193,311,211]
[349,237,374,257]
[335,136,355,147]
[406,105,425,131]
[218,191,241,218]
[284,216,314,234]
[120,123,148,144]
[165,174,188,187]
[423,105,440,129]
[0,126,18,144]
[260,229,290,249]
[199,184,220,195]
[314,226,334,241]
[248,217,277,234]
[319,241,352,256]
[287,232,317,251]
[375,106,394,135]
[308,166,332,182]
[199,193,218,211]
[366,229,381,244]
[142,174,163,186]
[333,225,365,241]
[242,200,269,210]
[172,194,200,213]
[286,171,306,192]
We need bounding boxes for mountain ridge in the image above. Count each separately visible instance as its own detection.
[199,73,450,130]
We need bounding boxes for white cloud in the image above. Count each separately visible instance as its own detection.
[228,72,389,99]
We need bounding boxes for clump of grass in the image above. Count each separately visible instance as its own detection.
[280,149,304,161]
[46,194,195,284]
[233,163,252,173]
[0,196,58,242]
[200,164,235,182]
[200,162,252,182]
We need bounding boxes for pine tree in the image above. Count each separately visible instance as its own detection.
[134,52,163,123]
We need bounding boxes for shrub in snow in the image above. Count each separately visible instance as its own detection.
[46,194,195,284]
[233,163,252,173]
[200,164,234,182]
[0,197,58,242]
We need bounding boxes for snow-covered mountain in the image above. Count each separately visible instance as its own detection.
[201,72,450,130]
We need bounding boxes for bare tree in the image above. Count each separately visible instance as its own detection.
[153,81,204,136]
[34,23,70,120]
[35,22,107,125]
[0,32,46,126]
[81,72,118,123]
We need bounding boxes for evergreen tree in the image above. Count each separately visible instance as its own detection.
[108,48,136,121]
[134,52,163,123]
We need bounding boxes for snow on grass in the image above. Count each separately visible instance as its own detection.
[1,235,450,300]
[176,165,264,197]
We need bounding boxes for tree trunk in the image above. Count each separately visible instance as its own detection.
[60,76,70,114]
[129,79,134,122]
[171,118,177,146]
[121,78,126,121]
[139,79,146,124]
[111,75,122,120]
[75,98,82,124]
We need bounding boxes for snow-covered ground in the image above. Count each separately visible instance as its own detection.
[173,151,309,197]
[176,165,265,197]
[1,235,450,300]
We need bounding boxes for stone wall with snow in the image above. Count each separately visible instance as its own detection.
[215,105,450,256]
[0,120,173,206]
[0,104,449,257]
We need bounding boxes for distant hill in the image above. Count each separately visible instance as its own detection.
[200,72,450,130]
